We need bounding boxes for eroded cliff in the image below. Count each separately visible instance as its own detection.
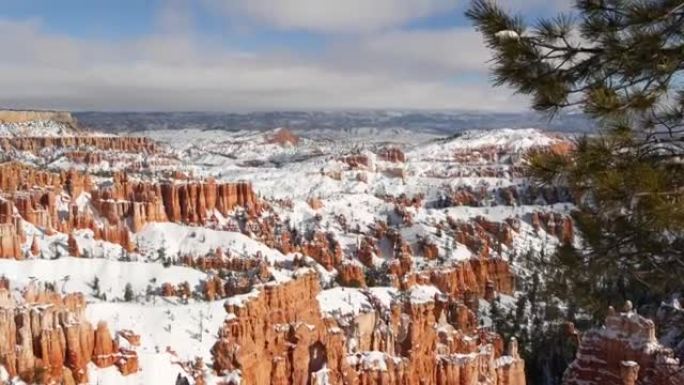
[211,272,525,385]
[564,303,684,385]
[0,283,139,384]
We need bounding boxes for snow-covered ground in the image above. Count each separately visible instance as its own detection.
[0,120,77,137]
[0,124,575,384]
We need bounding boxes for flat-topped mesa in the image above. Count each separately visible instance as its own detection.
[0,285,139,384]
[91,173,260,230]
[564,304,684,385]
[211,272,525,385]
[0,110,76,126]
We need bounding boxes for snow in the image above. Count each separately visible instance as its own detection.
[495,30,520,40]
[86,300,225,360]
[312,366,330,385]
[86,300,228,384]
[224,290,261,308]
[134,222,290,264]
[0,120,77,137]
[317,287,373,317]
[366,287,399,309]
[409,285,442,304]
[346,351,391,371]
[0,258,208,301]
[0,122,577,384]
[88,354,179,385]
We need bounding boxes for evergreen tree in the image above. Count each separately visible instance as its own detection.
[157,241,166,262]
[91,276,100,298]
[124,283,135,302]
[467,0,684,317]
[489,296,505,331]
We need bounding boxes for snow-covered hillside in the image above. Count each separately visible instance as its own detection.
[0,121,77,137]
[0,122,575,385]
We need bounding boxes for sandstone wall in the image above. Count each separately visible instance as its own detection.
[0,285,139,384]
[92,172,260,230]
[212,272,525,385]
[0,164,258,260]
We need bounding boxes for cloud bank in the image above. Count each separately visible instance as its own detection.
[0,1,533,112]
[211,0,458,33]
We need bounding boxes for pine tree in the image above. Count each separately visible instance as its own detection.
[468,0,684,317]
[124,283,134,302]
[157,241,166,262]
[489,296,504,331]
[91,276,100,298]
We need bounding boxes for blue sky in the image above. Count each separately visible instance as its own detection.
[0,0,567,111]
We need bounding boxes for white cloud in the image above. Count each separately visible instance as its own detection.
[208,0,458,33]
[0,19,526,112]
[329,28,490,77]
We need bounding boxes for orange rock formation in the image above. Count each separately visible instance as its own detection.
[211,271,525,385]
[92,172,259,229]
[378,148,406,163]
[564,304,684,385]
[0,285,139,383]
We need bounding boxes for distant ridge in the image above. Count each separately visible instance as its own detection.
[75,110,595,135]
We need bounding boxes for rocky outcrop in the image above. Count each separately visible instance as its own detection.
[91,173,260,229]
[64,151,105,165]
[30,235,40,257]
[211,272,525,385]
[267,128,299,146]
[92,322,117,368]
[93,222,134,252]
[378,148,406,163]
[301,232,343,271]
[530,211,574,244]
[446,215,517,258]
[397,257,516,301]
[564,303,684,385]
[343,154,372,169]
[0,220,23,259]
[0,163,263,256]
[0,285,139,384]
[307,197,324,210]
[337,261,366,287]
[419,238,439,260]
[0,162,74,193]
[67,232,80,257]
